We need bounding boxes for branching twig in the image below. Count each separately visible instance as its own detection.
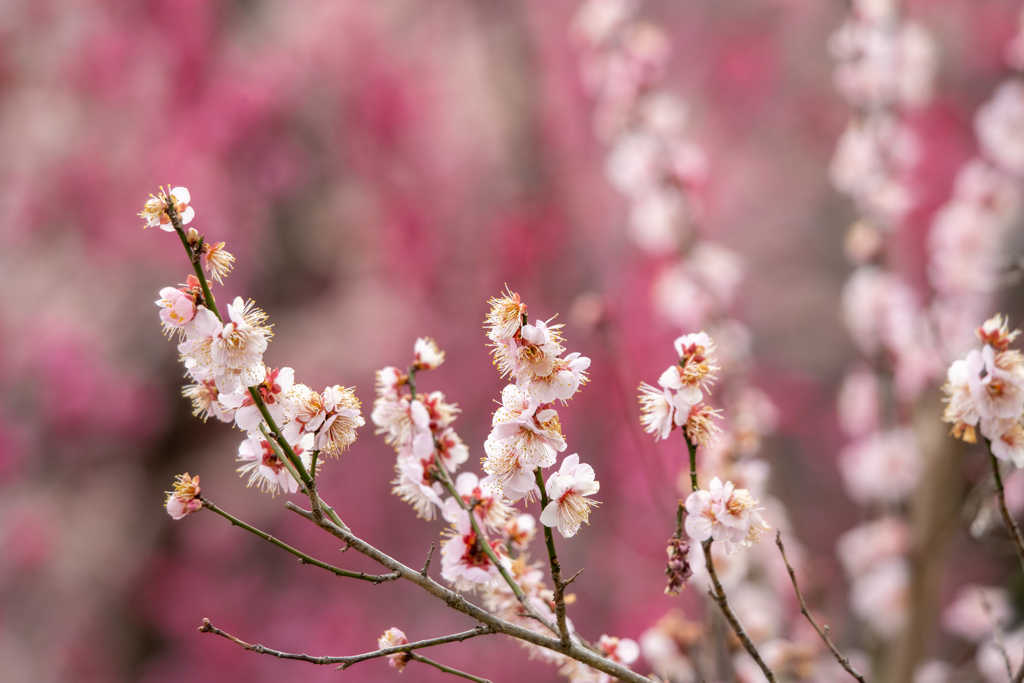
[776,531,866,683]
[284,502,655,683]
[200,498,397,584]
[199,618,492,671]
[535,467,573,647]
[433,463,560,638]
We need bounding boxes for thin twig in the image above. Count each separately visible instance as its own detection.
[283,502,655,683]
[776,531,866,683]
[535,467,573,647]
[410,653,493,683]
[199,618,492,669]
[685,434,777,683]
[421,543,435,577]
[988,446,1024,574]
[200,498,397,584]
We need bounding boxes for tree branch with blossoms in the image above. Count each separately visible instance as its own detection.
[151,186,650,683]
[638,333,777,682]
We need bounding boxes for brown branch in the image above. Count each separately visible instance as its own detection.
[409,653,493,683]
[200,498,398,584]
[702,540,778,683]
[988,447,1024,574]
[199,618,492,670]
[283,501,655,683]
[776,531,866,683]
[421,542,435,577]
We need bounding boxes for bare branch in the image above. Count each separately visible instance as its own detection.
[200,498,397,584]
[776,531,866,683]
[198,618,492,670]
[410,653,493,683]
[988,447,1024,574]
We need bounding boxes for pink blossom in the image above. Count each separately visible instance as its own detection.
[140,186,193,231]
[412,336,445,371]
[236,433,313,496]
[155,286,197,337]
[540,454,600,538]
[165,473,202,520]
[504,513,536,551]
[219,366,294,436]
[442,471,511,533]
[684,477,769,554]
[483,385,565,495]
[378,628,412,671]
[835,517,910,579]
[440,510,506,592]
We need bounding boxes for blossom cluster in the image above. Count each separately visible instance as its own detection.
[943,314,1024,466]
[484,290,598,539]
[638,332,722,448]
[148,188,364,506]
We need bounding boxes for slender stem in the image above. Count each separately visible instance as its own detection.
[200,498,397,584]
[776,531,865,683]
[166,201,220,319]
[686,433,699,493]
[685,434,776,683]
[433,465,559,636]
[988,444,1024,574]
[410,653,493,683]
[408,365,418,400]
[167,198,351,532]
[535,467,571,646]
[199,618,491,667]
[284,503,654,683]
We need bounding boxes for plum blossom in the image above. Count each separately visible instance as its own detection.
[560,635,640,683]
[485,288,527,343]
[178,298,271,393]
[638,382,675,440]
[165,473,202,520]
[684,477,769,554]
[442,471,511,533]
[504,513,536,551]
[140,186,194,231]
[378,628,412,671]
[282,384,364,456]
[182,379,235,423]
[835,517,910,579]
[219,366,294,436]
[316,386,364,456]
[440,509,507,592]
[199,241,235,285]
[540,454,600,538]
[412,336,445,371]
[236,433,314,496]
[155,280,198,338]
[483,385,566,496]
[391,453,445,520]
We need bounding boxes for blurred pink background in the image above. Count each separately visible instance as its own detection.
[2,0,1023,681]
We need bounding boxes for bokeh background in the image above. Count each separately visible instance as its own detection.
[2,0,1024,681]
